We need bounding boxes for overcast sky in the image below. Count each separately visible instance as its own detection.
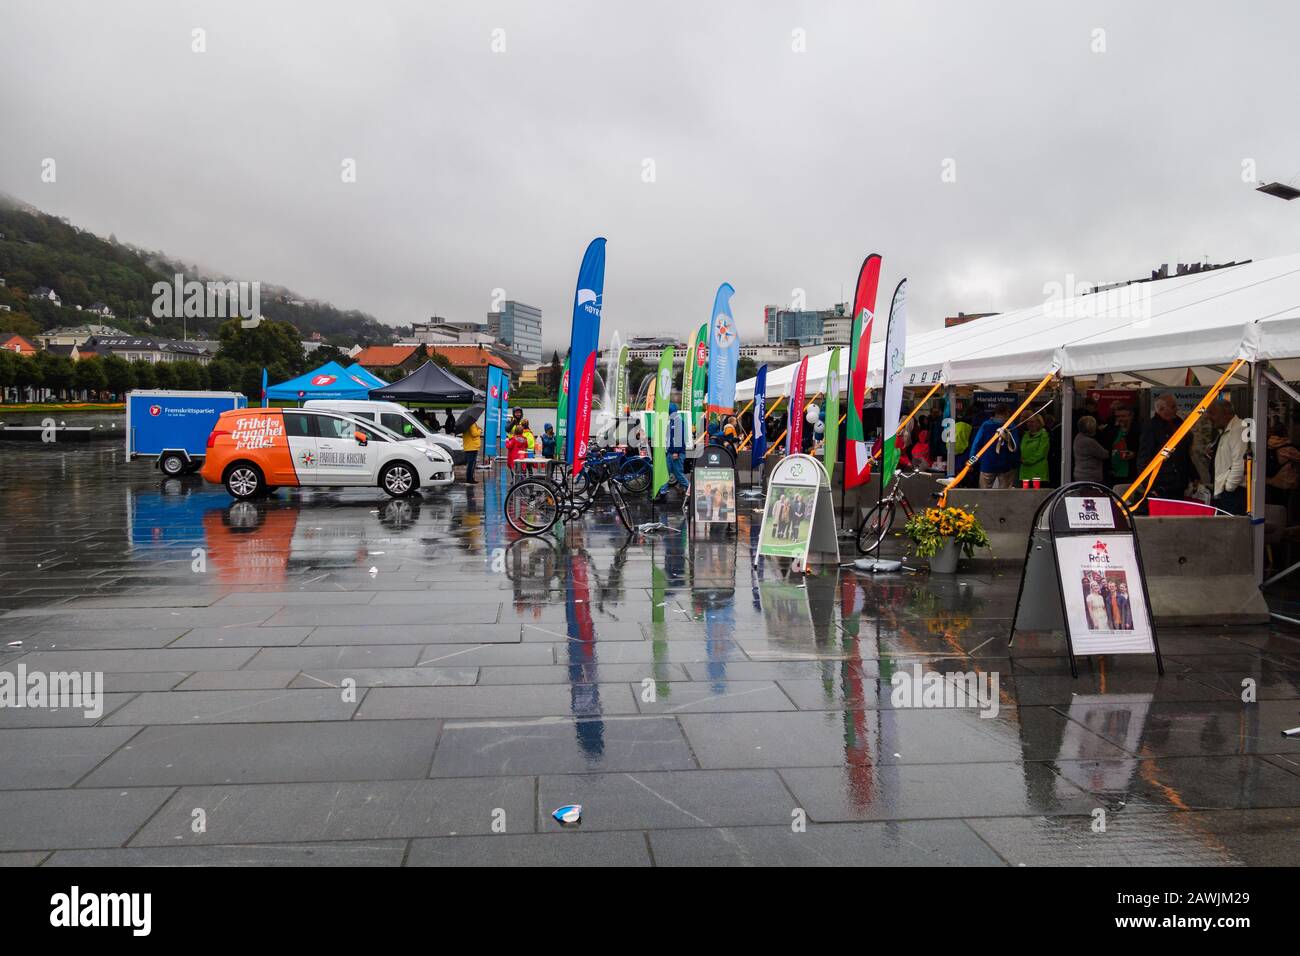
[3,0,1298,353]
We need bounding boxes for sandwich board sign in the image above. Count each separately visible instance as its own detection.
[690,444,737,538]
[755,454,839,571]
[1009,481,1163,677]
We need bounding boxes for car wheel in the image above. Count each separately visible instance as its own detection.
[380,462,418,498]
[224,463,264,500]
[159,452,187,476]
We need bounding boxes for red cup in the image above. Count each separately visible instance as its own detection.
[1021,479,1030,489]
[1032,477,1041,489]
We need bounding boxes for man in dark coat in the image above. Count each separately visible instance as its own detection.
[1136,393,1191,499]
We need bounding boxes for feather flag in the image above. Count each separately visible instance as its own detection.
[751,364,768,463]
[652,346,674,496]
[681,324,701,447]
[823,347,841,478]
[706,283,738,415]
[845,254,882,488]
[555,357,570,461]
[880,279,909,488]
[691,322,708,439]
[565,238,606,470]
[788,355,809,455]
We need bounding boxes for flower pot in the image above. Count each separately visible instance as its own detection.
[928,539,961,574]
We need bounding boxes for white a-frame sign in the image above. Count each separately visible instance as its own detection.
[755,454,840,571]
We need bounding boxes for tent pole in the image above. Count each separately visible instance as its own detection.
[945,384,956,477]
[1061,377,1074,484]
[1252,362,1267,586]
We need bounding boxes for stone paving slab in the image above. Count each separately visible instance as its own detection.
[289,667,479,689]
[780,762,1097,822]
[0,787,174,852]
[82,720,442,787]
[45,841,410,867]
[355,683,641,720]
[648,820,1006,866]
[536,770,796,831]
[430,715,696,777]
[304,624,523,646]
[130,777,536,845]
[408,831,653,866]
[0,726,140,788]
[104,689,361,725]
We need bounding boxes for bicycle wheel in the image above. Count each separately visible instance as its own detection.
[618,457,652,495]
[855,501,897,555]
[504,478,561,535]
[608,481,633,531]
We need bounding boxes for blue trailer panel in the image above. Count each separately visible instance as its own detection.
[126,390,247,464]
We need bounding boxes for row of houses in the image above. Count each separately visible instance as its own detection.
[1,326,524,391]
[353,343,517,389]
[1,326,218,364]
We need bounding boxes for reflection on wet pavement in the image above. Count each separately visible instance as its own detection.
[1,444,1298,865]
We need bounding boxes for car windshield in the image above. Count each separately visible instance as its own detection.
[379,411,432,439]
[345,417,406,443]
[314,414,403,443]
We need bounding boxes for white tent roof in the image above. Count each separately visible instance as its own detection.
[736,253,1300,400]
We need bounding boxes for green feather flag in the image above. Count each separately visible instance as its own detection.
[823,347,841,479]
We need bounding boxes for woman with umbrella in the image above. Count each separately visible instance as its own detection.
[457,403,485,484]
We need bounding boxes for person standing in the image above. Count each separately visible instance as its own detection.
[541,423,557,459]
[1018,414,1050,486]
[461,417,483,484]
[1207,399,1247,515]
[442,408,457,435]
[665,402,689,494]
[1072,416,1109,483]
[505,424,527,470]
[791,492,807,538]
[1137,393,1191,499]
[1265,419,1300,507]
[968,407,1019,488]
[1100,404,1140,487]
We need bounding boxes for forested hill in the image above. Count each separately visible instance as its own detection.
[0,195,394,346]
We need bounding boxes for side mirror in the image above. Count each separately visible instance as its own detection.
[354,431,368,446]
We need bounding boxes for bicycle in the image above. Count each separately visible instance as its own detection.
[855,466,932,555]
[504,448,634,536]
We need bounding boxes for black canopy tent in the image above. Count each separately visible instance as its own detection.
[368,361,485,404]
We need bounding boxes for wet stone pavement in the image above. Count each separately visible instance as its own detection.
[1,443,1299,867]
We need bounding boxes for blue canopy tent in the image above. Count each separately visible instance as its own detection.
[266,361,383,402]
[345,363,387,390]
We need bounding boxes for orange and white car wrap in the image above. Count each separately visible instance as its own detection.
[201,407,453,498]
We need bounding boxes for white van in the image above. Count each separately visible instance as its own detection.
[305,399,465,464]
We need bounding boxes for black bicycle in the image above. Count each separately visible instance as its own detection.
[504,448,633,536]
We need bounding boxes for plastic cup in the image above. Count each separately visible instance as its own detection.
[1032,477,1041,489]
[1021,479,1030,489]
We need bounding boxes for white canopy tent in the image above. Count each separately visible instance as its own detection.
[735,253,1300,398]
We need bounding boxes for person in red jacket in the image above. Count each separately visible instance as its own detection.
[505,425,527,470]
[910,431,932,470]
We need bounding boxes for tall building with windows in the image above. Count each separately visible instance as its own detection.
[763,302,847,346]
[487,301,543,364]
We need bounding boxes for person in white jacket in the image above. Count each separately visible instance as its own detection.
[1207,400,1248,515]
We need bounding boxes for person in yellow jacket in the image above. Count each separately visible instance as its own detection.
[461,418,483,484]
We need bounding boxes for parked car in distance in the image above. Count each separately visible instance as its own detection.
[305,399,465,464]
[200,407,453,500]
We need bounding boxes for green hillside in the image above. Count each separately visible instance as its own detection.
[0,195,394,347]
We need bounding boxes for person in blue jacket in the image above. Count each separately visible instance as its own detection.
[967,405,1019,488]
[665,402,689,495]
